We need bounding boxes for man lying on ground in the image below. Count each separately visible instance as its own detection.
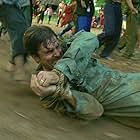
[24,25,140,128]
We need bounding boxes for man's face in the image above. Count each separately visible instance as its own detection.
[35,36,62,69]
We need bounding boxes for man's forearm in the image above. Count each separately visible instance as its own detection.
[65,90,104,120]
[126,0,135,10]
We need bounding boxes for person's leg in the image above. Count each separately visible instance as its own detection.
[117,32,126,50]
[21,5,32,27]
[4,5,29,80]
[58,23,73,37]
[99,2,122,57]
[123,13,138,57]
[48,16,50,24]
[96,72,140,129]
[77,16,91,32]
[117,15,129,50]
[86,16,92,32]
[40,14,44,24]
[36,16,40,24]
[97,3,115,47]
[103,88,140,129]
[56,17,61,26]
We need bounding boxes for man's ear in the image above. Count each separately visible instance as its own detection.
[32,55,40,63]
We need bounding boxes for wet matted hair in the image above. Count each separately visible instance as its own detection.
[24,25,57,56]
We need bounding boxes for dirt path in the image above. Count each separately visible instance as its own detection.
[0,27,140,140]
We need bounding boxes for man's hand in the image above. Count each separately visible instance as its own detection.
[81,0,86,8]
[131,7,138,15]
[30,74,57,97]
[36,71,59,87]
[126,0,138,15]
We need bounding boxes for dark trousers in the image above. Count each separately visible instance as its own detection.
[77,15,92,32]
[0,4,31,63]
[48,15,52,23]
[97,2,122,57]
[58,22,73,36]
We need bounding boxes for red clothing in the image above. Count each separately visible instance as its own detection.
[60,3,76,27]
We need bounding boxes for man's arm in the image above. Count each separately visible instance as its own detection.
[125,0,138,14]
[64,90,104,120]
[40,88,104,120]
[54,31,99,82]
[31,70,104,120]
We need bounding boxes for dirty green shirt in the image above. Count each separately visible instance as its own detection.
[53,31,140,122]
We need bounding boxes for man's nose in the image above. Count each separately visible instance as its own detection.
[54,48,60,57]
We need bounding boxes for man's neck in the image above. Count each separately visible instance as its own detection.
[43,64,54,71]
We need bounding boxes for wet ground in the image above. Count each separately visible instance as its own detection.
[0,24,140,140]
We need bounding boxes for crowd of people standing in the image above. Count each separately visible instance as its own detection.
[32,0,140,61]
[1,0,140,74]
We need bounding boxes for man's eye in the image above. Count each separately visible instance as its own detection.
[55,45,59,48]
[46,50,53,54]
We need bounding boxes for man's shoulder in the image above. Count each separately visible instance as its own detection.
[70,31,97,42]
[2,0,30,7]
[2,0,14,5]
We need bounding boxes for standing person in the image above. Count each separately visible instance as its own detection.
[117,0,139,58]
[0,0,32,81]
[45,6,53,24]
[24,25,140,128]
[57,0,77,37]
[56,0,66,27]
[96,5,104,28]
[97,0,122,59]
[32,0,40,18]
[123,0,140,58]
[76,0,95,32]
[37,5,45,24]
[91,16,98,28]
[99,9,104,28]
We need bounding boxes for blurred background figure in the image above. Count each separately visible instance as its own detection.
[91,16,97,28]
[97,0,122,59]
[96,5,104,28]
[0,0,32,82]
[98,8,104,28]
[117,0,140,59]
[45,5,53,24]
[32,0,40,18]
[56,0,66,27]
[76,0,95,32]
[57,0,77,37]
[37,4,46,24]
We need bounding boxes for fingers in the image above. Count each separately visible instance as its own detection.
[37,71,59,87]
[131,8,138,15]
[37,71,45,82]
[81,0,86,8]
[30,74,44,96]
[48,72,59,84]
[43,85,57,96]
[30,74,56,97]
[37,71,49,86]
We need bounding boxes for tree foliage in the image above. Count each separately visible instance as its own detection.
[95,0,105,7]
